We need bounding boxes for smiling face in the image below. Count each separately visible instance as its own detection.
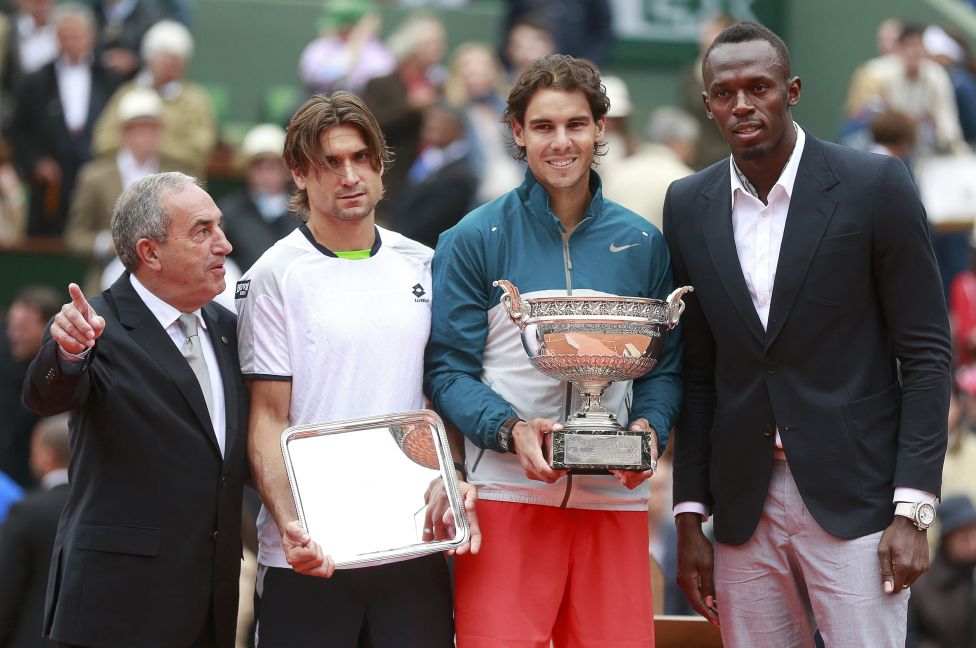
[148,184,231,311]
[511,88,605,197]
[702,39,800,164]
[291,124,383,226]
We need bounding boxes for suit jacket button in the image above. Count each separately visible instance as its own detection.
[45,368,56,383]
[212,531,219,541]
[762,424,775,437]
[766,363,777,375]
[219,476,226,488]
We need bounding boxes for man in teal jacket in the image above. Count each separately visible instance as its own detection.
[424,54,682,647]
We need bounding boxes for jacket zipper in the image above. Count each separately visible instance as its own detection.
[560,231,574,507]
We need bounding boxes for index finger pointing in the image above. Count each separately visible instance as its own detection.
[68,283,91,315]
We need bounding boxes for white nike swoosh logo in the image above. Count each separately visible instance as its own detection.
[610,243,640,253]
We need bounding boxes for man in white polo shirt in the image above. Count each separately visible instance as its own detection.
[238,90,477,648]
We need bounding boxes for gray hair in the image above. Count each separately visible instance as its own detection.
[35,414,71,467]
[386,14,443,63]
[141,20,194,62]
[52,2,95,33]
[646,106,700,145]
[112,172,198,272]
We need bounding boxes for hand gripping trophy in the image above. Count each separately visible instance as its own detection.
[494,280,693,472]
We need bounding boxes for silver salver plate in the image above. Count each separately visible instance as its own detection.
[280,409,470,568]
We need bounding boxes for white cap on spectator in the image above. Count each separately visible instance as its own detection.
[118,88,162,123]
[241,124,286,163]
[923,25,964,64]
[141,20,194,62]
[603,76,633,118]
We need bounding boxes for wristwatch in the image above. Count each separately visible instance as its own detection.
[894,501,937,531]
[496,417,522,454]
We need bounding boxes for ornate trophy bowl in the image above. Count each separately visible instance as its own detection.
[494,280,693,472]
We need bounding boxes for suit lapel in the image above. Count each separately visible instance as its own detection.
[111,274,220,453]
[202,304,237,458]
[699,164,766,345]
[764,134,839,349]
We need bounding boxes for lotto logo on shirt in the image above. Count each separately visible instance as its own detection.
[412,283,429,303]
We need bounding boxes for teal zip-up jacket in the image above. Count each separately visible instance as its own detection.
[424,169,682,509]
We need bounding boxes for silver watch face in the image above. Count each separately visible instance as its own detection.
[917,502,936,528]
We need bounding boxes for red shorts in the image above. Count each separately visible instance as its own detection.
[454,499,654,648]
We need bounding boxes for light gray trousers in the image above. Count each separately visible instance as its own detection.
[714,459,909,648]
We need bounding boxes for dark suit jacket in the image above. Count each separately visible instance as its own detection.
[0,483,68,648]
[389,155,477,248]
[663,131,951,545]
[219,191,300,273]
[8,59,119,236]
[22,273,248,648]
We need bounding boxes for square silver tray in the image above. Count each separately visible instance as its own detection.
[280,409,470,568]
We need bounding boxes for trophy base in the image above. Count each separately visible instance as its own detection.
[550,429,652,472]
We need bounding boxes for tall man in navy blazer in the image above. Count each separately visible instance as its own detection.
[23,172,248,648]
[663,22,951,647]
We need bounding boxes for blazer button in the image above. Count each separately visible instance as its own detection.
[219,476,226,488]
[766,363,777,375]
[45,368,56,383]
[762,424,775,437]
[212,531,219,541]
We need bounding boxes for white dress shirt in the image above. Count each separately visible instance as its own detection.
[55,56,92,133]
[674,125,932,520]
[129,275,226,456]
[16,12,57,74]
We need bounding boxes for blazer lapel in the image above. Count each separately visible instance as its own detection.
[202,303,238,458]
[112,274,220,452]
[764,134,839,349]
[698,165,766,345]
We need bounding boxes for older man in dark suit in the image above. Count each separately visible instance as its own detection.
[8,2,118,237]
[663,22,951,648]
[23,172,248,648]
[0,414,70,648]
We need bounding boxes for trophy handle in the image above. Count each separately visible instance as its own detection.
[665,285,695,329]
[493,279,529,330]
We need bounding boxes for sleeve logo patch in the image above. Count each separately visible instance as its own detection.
[235,280,251,299]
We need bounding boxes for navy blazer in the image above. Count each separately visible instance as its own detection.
[663,131,951,545]
[22,273,248,648]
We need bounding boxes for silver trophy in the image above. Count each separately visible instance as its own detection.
[494,280,693,472]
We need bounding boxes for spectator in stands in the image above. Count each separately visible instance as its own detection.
[90,0,166,79]
[65,87,178,294]
[500,14,554,83]
[298,0,394,96]
[220,123,299,273]
[924,24,976,145]
[940,378,976,512]
[1,0,58,122]
[9,2,120,237]
[0,470,21,526]
[600,75,639,167]
[602,106,698,231]
[0,140,26,244]
[0,414,70,648]
[443,41,521,204]
[875,23,966,154]
[951,244,976,366]
[0,285,60,490]
[908,494,976,648]
[502,0,614,67]
[93,19,216,178]
[678,11,735,170]
[390,102,477,248]
[868,108,917,162]
[362,12,446,223]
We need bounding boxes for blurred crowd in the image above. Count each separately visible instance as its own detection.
[2,0,976,646]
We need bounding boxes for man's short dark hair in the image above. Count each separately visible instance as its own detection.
[503,54,610,161]
[898,23,926,44]
[13,285,62,324]
[702,21,792,81]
